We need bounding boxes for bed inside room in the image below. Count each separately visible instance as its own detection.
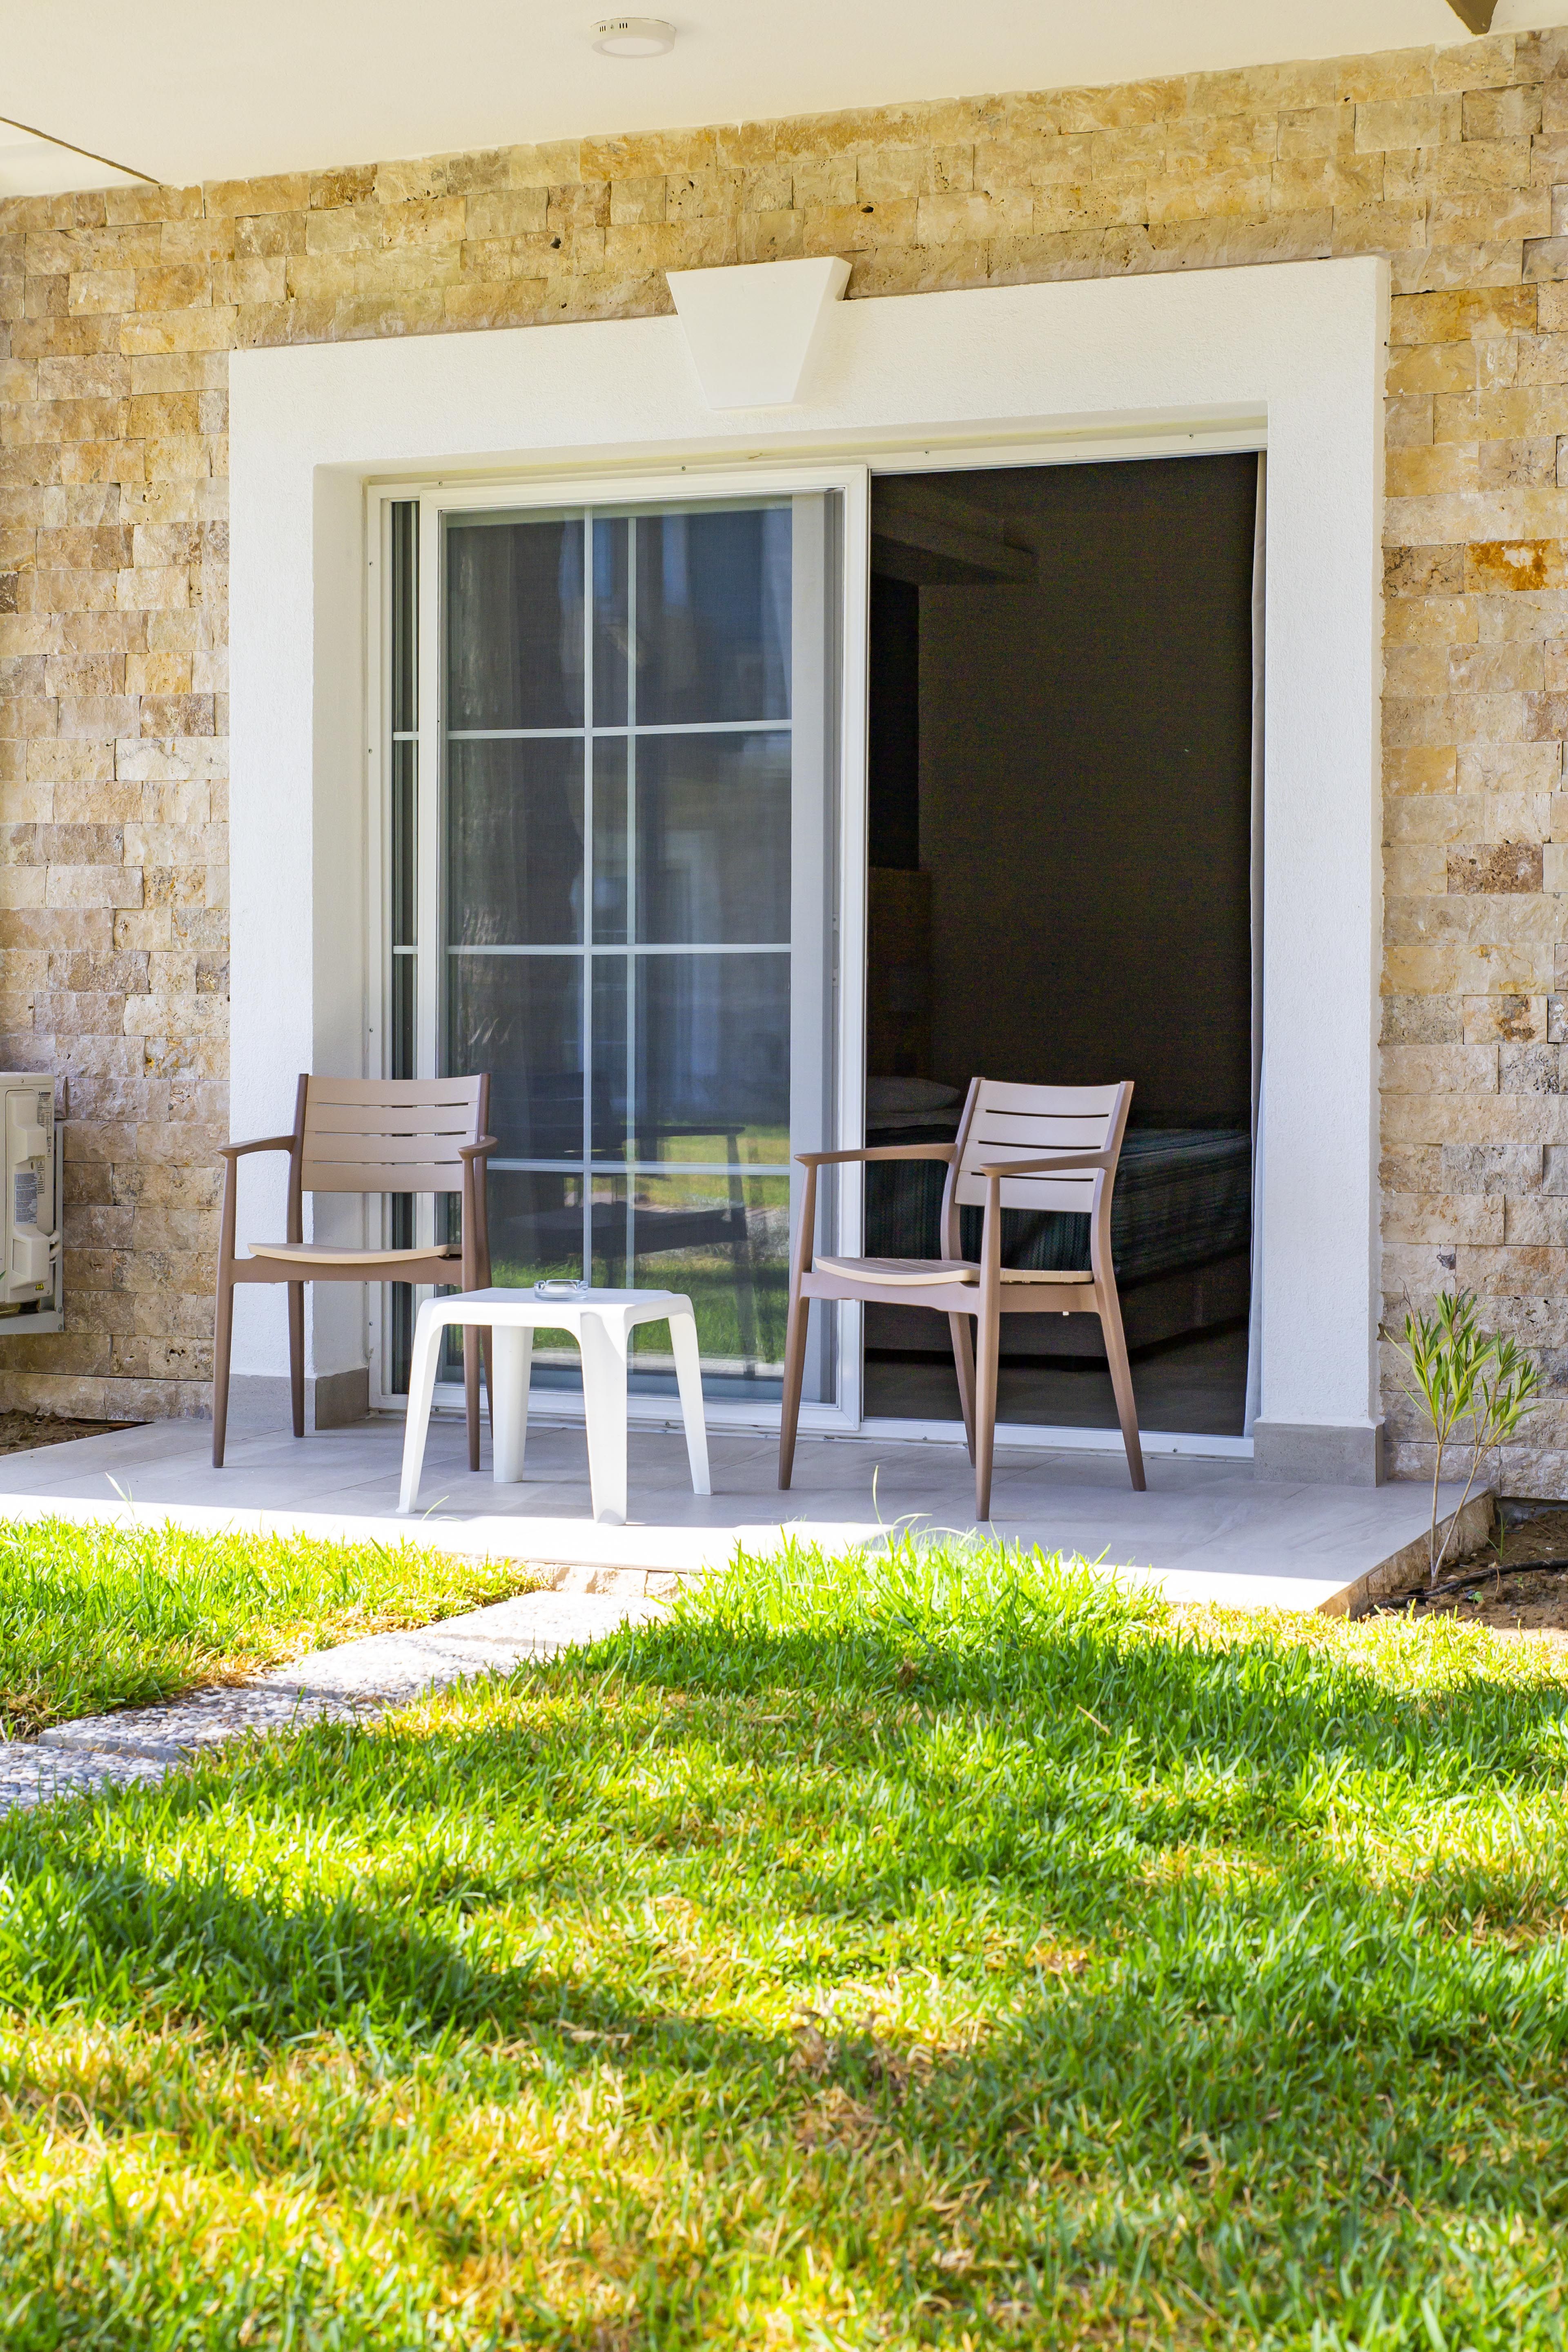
[862,452,1260,1439]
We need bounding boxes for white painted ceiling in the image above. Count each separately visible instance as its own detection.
[2,0,1563,199]
[0,120,146,199]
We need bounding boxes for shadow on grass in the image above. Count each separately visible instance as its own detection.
[1,1561,1564,2068]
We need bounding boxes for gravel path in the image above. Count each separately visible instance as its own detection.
[0,1587,658,1819]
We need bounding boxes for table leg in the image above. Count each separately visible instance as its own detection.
[491,1323,532,1484]
[397,1307,448,1513]
[667,1306,711,1497]
[579,1311,629,1526]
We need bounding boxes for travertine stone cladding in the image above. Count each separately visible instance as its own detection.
[4,30,1568,1474]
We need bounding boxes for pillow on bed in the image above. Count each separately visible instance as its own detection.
[867,1076,962,1119]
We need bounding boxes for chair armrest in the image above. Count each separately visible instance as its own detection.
[458,1136,499,1160]
[218,1134,296,1161]
[795,1143,957,1168]
[974,1149,1114,1178]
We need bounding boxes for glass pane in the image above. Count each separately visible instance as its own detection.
[387,1194,414,1396]
[590,952,630,1164]
[634,506,791,726]
[589,1174,629,1289]
[630,1171,788,1381]
[447,740,584,946]
[391,739,416,947]
[591,736,628,944]
[448,954,583,1160]
[637,731,791,944]
[390,501,417,735]
[634,951,790,1163]
[446,516,584,731]
[591,516,629,729]
[487,1167,588,1286]
[390,953,415,1081]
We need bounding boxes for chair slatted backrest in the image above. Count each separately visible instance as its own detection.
[949,1079,1131,1216]
[299,1076,487,1195]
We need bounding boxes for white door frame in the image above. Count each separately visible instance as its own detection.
[230,256,1388,1480]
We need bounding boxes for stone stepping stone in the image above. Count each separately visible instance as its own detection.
[0,1745,174,1811]
[38,1683,382,1763]
[6,1586,660,1814]
[275,1588,659,1698]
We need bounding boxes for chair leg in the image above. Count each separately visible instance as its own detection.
[949,1312,977,1465]
[212,1274,235,1469]
[777,1285,809,1490]
[287,1282,305,1438]
[1100,1286,1147,1492]
[463,1325,482,1471]
[973,1300,1000,1523]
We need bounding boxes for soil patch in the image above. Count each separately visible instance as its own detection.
[0,1412,129,1459]
[1378,1504,1568,1642]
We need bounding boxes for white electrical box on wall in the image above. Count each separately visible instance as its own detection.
[0,1075,62,1336]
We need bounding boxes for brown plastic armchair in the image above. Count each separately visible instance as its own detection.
[778,1077,1145,1519]
[213,1074,496,1469]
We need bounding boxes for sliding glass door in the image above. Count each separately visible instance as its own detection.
[383,490,838,1408]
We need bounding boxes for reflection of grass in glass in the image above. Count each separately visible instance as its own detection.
[479,1241,787,1370]
[634,1127,789,1171]
[491,1252,581,1289]
[631,1260,787,1368]
[629,1174,786,1229]
[629,1169,715,1210]
[480,1167,790,1371]
[633,1175,788,1368]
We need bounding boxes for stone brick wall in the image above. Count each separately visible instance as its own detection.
[3,27,1568,1479]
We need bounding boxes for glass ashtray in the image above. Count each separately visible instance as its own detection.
[534,1277,588,1300]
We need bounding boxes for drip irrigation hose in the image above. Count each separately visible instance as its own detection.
[1406,1554,1568,1607]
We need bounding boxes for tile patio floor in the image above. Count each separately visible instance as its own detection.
[0,1401,1477,1616]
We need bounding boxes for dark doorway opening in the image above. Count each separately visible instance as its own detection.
[862,454,1258,1438]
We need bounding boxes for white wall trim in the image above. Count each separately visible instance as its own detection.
[229,256,1389,1457]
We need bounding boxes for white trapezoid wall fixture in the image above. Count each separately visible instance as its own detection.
[666,256,850,407]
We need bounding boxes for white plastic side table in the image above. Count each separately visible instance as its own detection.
[396,1286,711,1526]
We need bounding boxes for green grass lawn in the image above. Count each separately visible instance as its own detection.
[2,1539,1568,2347]
[0,1518,543,1734]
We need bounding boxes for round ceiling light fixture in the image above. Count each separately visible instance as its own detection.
[591,16,676,55]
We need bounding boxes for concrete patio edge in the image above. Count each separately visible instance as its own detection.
[0,1446,1494,1618]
